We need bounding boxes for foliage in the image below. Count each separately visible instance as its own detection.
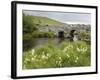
[79,31,91,44]
[23,14,38,51]
[23,41,91,69]
[23,14,38,34]
[32,31,55,38]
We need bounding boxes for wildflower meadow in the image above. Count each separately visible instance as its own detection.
[23,41,90,69]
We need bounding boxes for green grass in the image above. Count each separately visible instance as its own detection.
[23,41,91,69]
[25,15,65,27]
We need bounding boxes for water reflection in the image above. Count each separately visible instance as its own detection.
[23,38,66,51]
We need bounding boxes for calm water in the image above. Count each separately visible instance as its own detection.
[23,38,66,51]
[32,38,64,48]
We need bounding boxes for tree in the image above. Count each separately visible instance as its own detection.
[23,14,38,34]
[23,14,38,51]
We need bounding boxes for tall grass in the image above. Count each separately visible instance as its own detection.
[23,41,90,69]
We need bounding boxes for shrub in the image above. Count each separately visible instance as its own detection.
[79,32,91,44]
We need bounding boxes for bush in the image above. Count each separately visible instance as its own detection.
[79,31,91,44]
[23,14,38,51]
[23,14,38,34]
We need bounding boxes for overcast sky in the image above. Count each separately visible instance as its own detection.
[23,10,91,24]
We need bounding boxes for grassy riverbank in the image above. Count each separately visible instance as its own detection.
[23,41,90,69]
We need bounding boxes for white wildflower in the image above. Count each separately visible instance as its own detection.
[76,57,79,60]
[58,61,62,67]
[47,53,51,57]
[24,58,30,63]
[42,55,45,59]
[63,47,68,52]
[25,58,30,61]
[33,55,37,58]
[58,57,62,60]
[42,55,48,59]
[77,47,81,52]
[75,60,77,63]
[66,54,70,58]
[31,57,35,61]
[75,57,79,63]
[31,49,35,55]
[77,47,87,53]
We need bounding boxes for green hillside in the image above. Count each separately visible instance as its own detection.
[25,15,65,27]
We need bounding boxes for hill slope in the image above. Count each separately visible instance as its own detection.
[26,15,66,27]
[23,15,91,33]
